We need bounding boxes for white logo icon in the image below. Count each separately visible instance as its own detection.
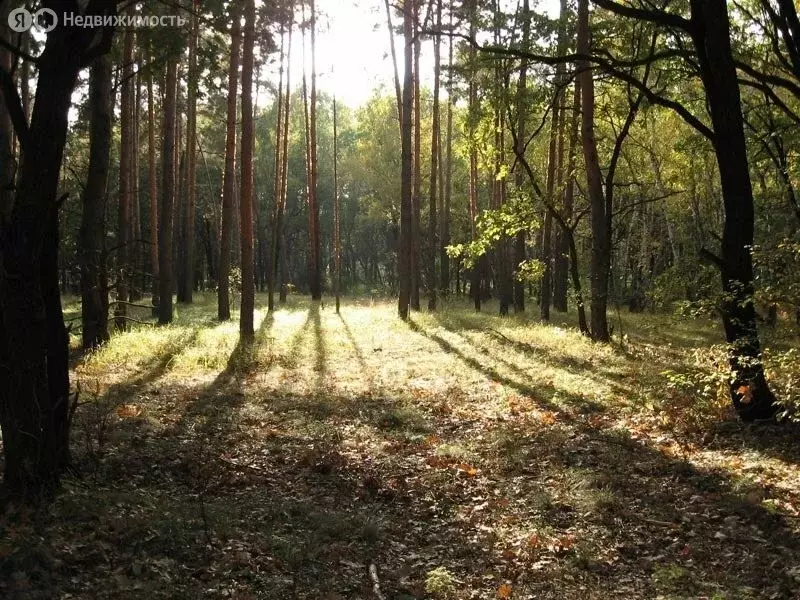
[8,7,32,33]
[33,8,58,33]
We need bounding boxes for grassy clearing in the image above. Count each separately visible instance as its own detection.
[3,293,800,599]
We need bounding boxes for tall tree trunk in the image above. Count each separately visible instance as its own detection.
[116,24,135,331]
[513,0,531,313]
[428,0,442,312]
[218,8,241,321]
[577,0,610,341]
[147,56,159,316]
[493,0,511,316]
[268,19,287,313]
[552,1,572,313]
[308,0,322,300]
[384,0,403,126]
[398,0,414,320]
[411,0,422,311]
[240,0,256,339]
[468,0,480,312]
[278,23,293,306]
[159,58,178,325]
[0,4,120,499]
[132,62,143,301]
[440,0,454,297]
[80,56,112,351]
[690,0,777,420]
[540,105,559,322]
[334,89,342,313]
[179,12,198,303]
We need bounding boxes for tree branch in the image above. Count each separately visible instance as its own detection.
[591,0,693,33]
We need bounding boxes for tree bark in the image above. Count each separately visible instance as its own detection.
[513,0,531,313]
[80,56,113,351]
[691,0,777,420]
[240,0,256,339]
[411,0,422,311]
[178,11,198,303]
[398,0,414,320]
[384,0,403,127]
[0,3,119,499]
[577,0,610,341]
[334,90,342,313]
[159,58,178,325]
[428,0,442,312]
[468,0,481,312]
[440,0,454,298]
[308,0,322,300]
[116,24,135,331]
[269,18,288,313]
[218,8,241,321]
[147,55,159,316]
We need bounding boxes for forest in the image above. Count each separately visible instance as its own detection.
[1,0,800,597]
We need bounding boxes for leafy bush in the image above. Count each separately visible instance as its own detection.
[660,346,730,429]
[765,348,800,421]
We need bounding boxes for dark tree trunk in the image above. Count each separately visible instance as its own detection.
[159,58,178,325]
[440,0,454,298]
[428,0,442,312]
[308,0,322,301]
[147,57,159,317]
[691,0,777,420]
[115,24,135,331]
[383,0,403,126]
[219,8,241,321]
[411,0,422,311]
[178,12,198,304]
[0,2,119,500]
[334,92,342,313]
[240,0,256,339]
[268,19,287,313]
[513,0,531,313]
[577,0,610,341]
[80,56,113,351]
[398,0,414,319]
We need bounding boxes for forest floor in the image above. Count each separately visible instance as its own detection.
[2,294,800,599]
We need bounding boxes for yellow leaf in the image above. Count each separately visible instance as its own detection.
[736,385,753,404]
[456,463,478,477]
[497,583,513,598]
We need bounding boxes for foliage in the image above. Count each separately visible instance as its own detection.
[445,191,540,270]
[765,348,800,422]
[660,346,731,429]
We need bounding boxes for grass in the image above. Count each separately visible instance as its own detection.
[3,292,800,599]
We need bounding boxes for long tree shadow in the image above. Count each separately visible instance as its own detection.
[338,311,383,395]
[311,303,327,393]
[406,318,565,413]
[13,302,800,599]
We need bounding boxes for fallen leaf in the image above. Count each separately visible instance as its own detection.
[116,404,141,418]
[456,463,479,477]
[497,582,513,598]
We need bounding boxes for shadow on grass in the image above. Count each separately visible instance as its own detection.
[406,318,570,413]
[8,300,800,599]
[312,303,327,393]
[338,311,381,394]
